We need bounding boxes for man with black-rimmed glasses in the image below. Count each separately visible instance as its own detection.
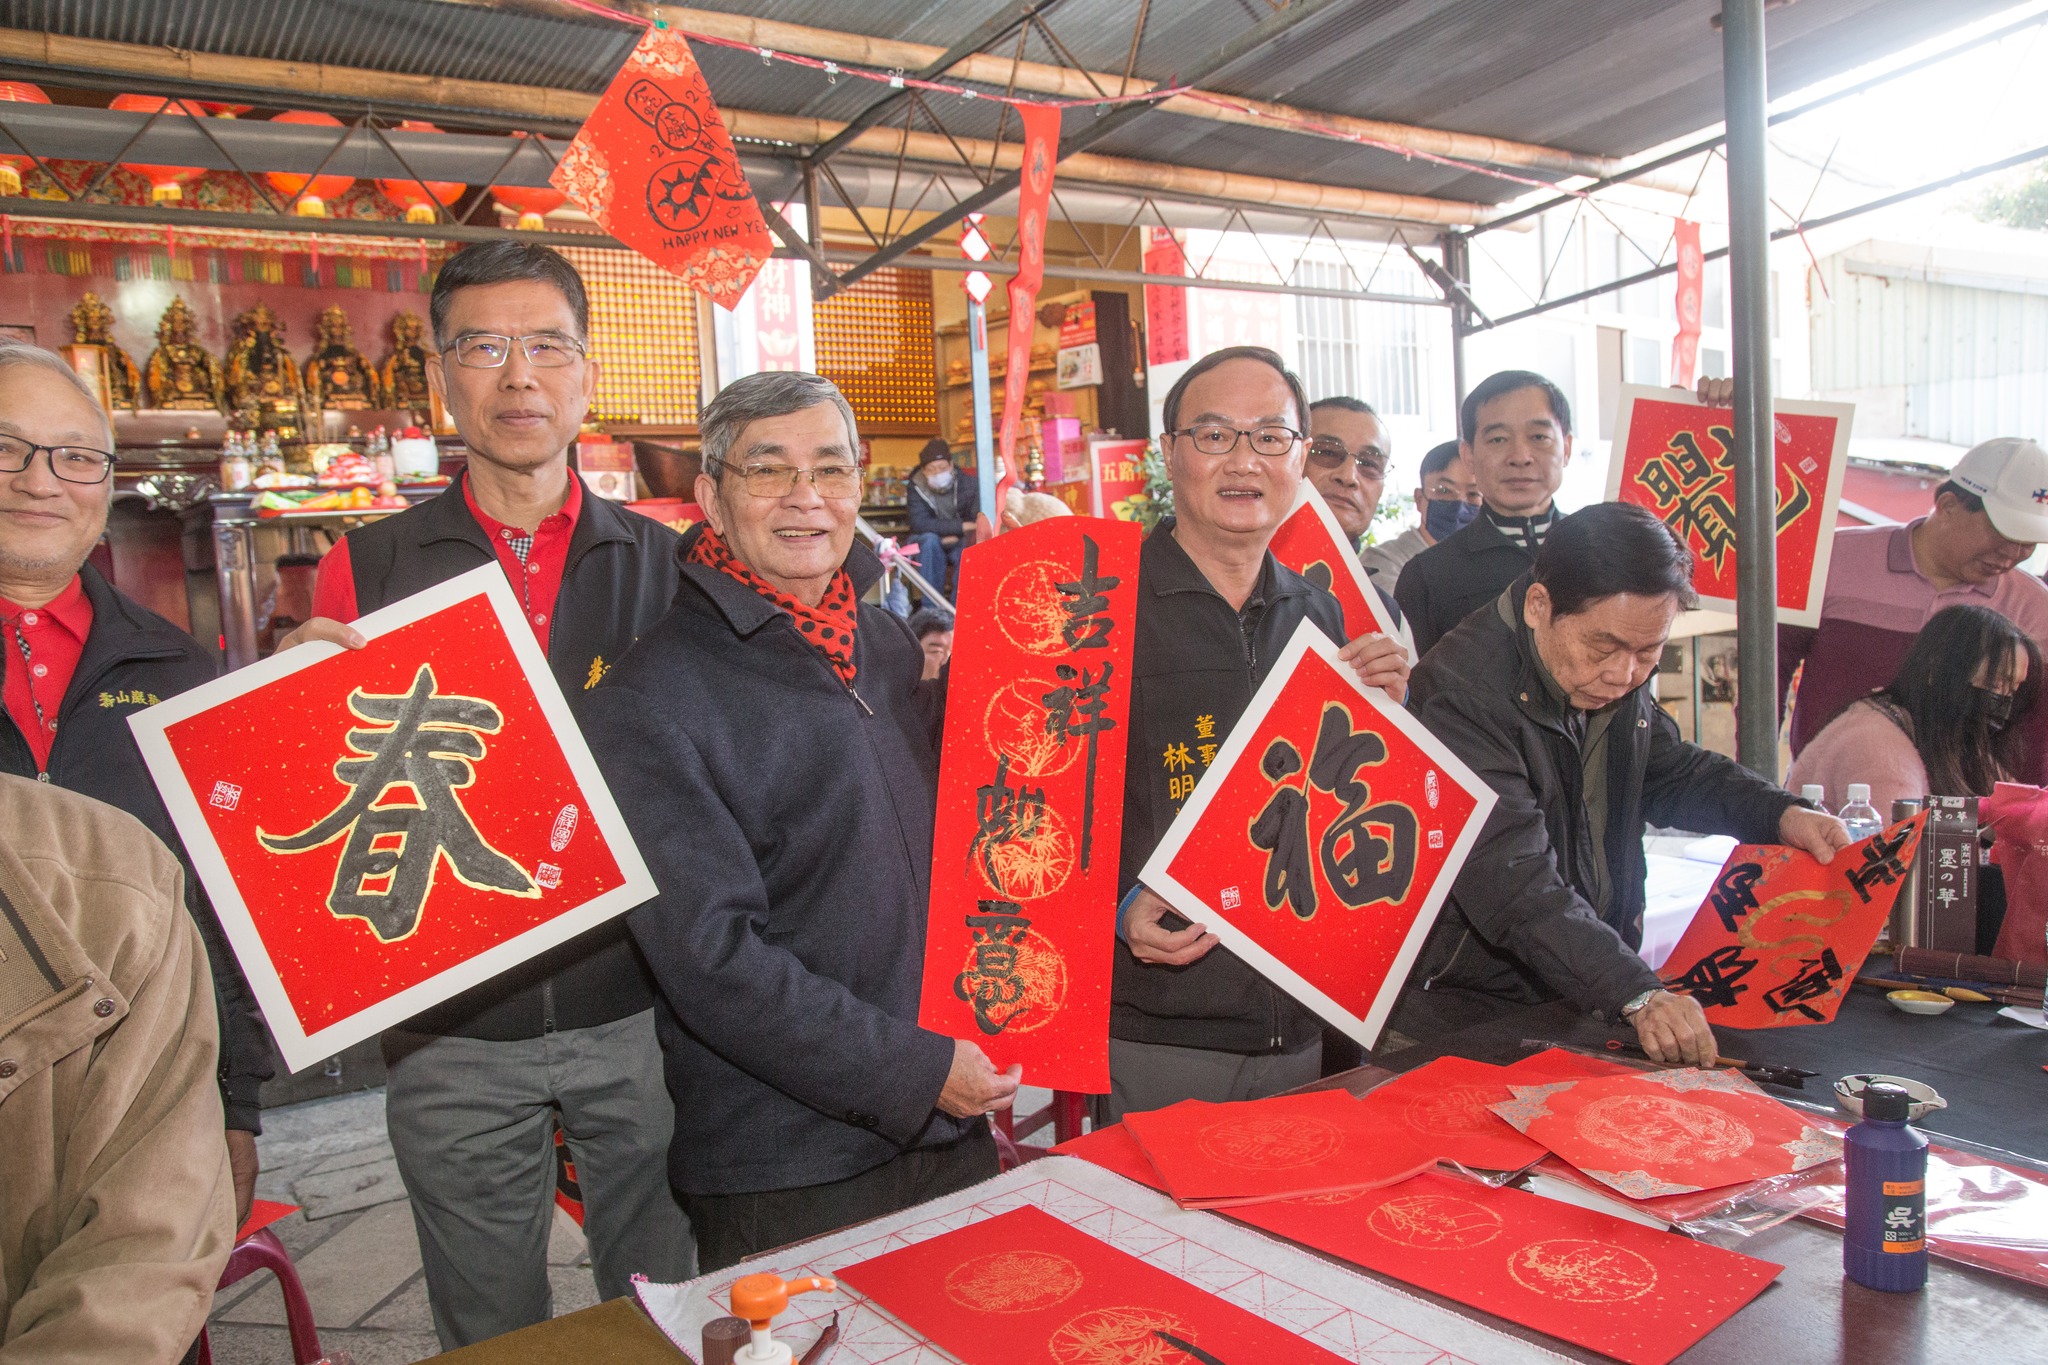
[290,241,692,1348]
[0,340,273,1286]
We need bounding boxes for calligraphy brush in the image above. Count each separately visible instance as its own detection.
[1153,1329,1230,1365]
[797,1310,839,1365]
[1598,1037,1817,1088]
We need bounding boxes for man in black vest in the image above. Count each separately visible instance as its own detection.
[287,242,690,1348]
[1395,370,1573,655]
[0,341,272,1233]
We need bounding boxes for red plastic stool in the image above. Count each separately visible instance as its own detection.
[993,1090,1089,1169]
[196,1228,324,1365]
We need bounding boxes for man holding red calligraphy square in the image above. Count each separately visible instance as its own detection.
[1107,347,1410,1121]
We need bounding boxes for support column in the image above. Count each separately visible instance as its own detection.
[1439,231,1472,410]
[1723,0,1778,778]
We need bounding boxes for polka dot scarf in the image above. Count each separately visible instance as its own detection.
[687,525,860,686]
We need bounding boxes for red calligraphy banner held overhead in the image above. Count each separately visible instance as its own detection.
[552,26,773,308]
[1659,814,1928,1029]
[918,516,1140,1093]
[1605,385,1852,626]
[996,104,1062,513]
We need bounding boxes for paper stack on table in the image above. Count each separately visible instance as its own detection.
[1120,1089,1436,1208]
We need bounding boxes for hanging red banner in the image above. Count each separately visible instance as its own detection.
[1140,622,1495,1049]
[996,104,1062,513]
[127,566,654,1073]
[1605,386,1852,626]
[1671,219,1704,388]
[1658,814,1928,1029]
[1267,482,1411,658]
[918,516,1140,1093]
[1143,226,1190,366]
[552,26,773,309]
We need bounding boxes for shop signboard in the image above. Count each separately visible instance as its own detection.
[1088,437,1151,522]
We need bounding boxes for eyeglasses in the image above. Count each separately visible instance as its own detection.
[445,333,587,369]
[1307,439,1387,476]
[0,434,116,485]
[722,462,865,500]
[1171,424,1304,458]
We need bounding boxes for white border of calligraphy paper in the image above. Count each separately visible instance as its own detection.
[1278,481,1414,660]
[1139,621,1496,1050]
[128,563,657,1073]
[1604,384,1853,628]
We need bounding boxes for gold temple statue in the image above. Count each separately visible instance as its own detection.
[225,301,304,420]
[68,293,143,410]
[378,310,434,414]
[143,296,225,412]
[304,305,381,411]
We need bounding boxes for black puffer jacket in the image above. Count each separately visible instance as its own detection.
[1116,519,1347,1055]
[1403,576,1798,1016]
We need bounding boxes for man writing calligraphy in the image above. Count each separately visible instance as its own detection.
[1110,346,1409,1121]
[1398,502,1850,1063]
[583,371,1015,1272]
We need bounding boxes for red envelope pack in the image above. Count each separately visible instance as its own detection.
[917,518,1140,1093]
[1121,1090,1437,1208]
[1355,1057,1550,1173]
[1659,815,1928,1028]
[1267,482,1409,656]
[1606,385,1852,626]
[1140,622,1496,1049]
[129,566,654,1072]
[835,1204,1351,1365]
[1491,1068,1842,1199]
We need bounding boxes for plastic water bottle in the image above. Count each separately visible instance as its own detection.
[1800,784,1831,816]
[1843,1083,1929,1292]
[1839,783,1883,841]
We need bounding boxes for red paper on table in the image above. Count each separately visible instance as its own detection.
[995,103,1062,513]
[1605,385,1851,626]
[1140,622,1496,1049]
[1052,1120,1167,1189]
[1267,482,1410,658]
[836,1204,1350,1365]
[1491,1068,1841,1199]
[128,566,653,1073]
[1121,1090,1437,1208]
[918,517,1140,1092]
[1659,814,1928,1028]
[551,26,772,308]
[236,1199,299,1241]
[1355,1057,1548,1173]
[1507,1047,1638,1083]
[1231,1172,1781,1365]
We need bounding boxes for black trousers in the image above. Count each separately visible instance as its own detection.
[683,1123,998,1273]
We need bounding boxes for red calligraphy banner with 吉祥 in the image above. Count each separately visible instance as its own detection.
[1267,482,1410,657]
[1659,814,1928,1029]
[1605,385,1852,627]
[129,566,654,1073]
[552,26,772,308]
[919,516,1140,1093]
[1141,622,1495,1049]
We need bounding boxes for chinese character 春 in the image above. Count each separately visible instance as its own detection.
[1054,534,1120,650]
[257,665,536,943]
[972,753,1047,897]
[1664,943,1758,1009]
[1763,947,1844,1021]
[1709,862,1763,932]
[1043,661,1115,869]
[953,900,1033,1035]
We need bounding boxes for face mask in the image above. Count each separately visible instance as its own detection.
[1974,686,2015,730]
[1425,496,1478,540]
[926,468,955,491]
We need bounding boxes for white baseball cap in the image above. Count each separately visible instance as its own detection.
[1949,437,2048,544]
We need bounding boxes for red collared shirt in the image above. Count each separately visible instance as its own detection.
[0,576,94,772]
[311,471,584,648]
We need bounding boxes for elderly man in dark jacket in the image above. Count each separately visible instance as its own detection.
[1399,502,1851,1064]
[584,372,1016,1273]
[1110,347,1410,1121]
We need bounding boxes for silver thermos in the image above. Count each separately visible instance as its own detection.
[1885,798,1924,950]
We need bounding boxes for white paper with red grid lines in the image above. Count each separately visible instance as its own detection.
[634,1155,1566,1364]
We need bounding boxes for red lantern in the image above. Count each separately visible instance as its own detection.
[376,120,464,224]
[266,110,355,217]
[491,130,565,229]
[108,95,207,204]
[0,82,50,198]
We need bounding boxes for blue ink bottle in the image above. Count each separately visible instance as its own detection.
[1843,1082,1929,1292]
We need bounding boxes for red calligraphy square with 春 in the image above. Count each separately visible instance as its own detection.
[919,517,1141,1093]
[1606,385,1852,626]
[1141,623,1495,1048]
[130,566,654,1072]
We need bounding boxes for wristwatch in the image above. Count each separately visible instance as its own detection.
[1618,988,1660,1018]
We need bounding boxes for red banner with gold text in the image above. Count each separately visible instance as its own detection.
[918,516,1139,1093]
[995,104,1061,513]
[553,26,772,308]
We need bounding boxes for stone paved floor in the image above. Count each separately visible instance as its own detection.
[203,1084,1061,1363]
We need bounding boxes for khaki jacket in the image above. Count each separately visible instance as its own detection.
[0,774,235,1362]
